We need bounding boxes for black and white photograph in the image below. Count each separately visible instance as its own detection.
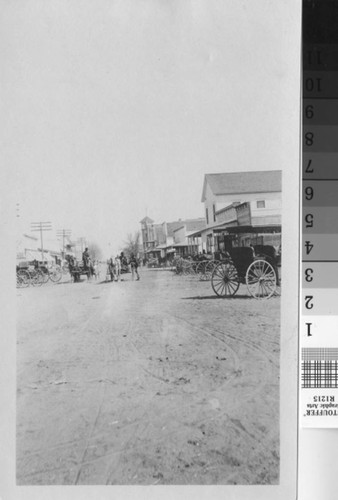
[2,1,299,498]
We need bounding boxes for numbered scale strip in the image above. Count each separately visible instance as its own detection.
[301,0,338,428]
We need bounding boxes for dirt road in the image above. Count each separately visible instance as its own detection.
[17,268,280,485]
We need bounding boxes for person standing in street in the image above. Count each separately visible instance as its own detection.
[107,258,115,282]
[120,252,128,272]
[114,255,121,282]
[82,247,90,270]
[129,253,140,281]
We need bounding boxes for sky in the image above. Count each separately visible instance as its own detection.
[3,0,298,258]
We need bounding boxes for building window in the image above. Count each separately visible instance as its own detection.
[213,204,216,222]
[206,208,209,225]
[256,200,265,208]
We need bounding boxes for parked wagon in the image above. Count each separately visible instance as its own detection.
[211,245,280,299]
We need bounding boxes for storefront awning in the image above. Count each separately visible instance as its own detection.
[187,221,235,238]
[173,242,189,247]
[214,225,281,234]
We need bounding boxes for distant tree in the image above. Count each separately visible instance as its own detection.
[122,231,141,259]
[87,242,103,261]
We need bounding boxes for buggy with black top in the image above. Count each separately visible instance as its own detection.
[210,225,281,299]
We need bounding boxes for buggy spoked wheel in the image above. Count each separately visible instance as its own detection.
[17,272,29,288]
[182,261,192,276]
[205,260,221,281]
[17,270,30,288]
[197,260,209,281]
[211,262,239,297]
[49,267,62,282]
[204,261,215,281]
[31,270,43,287]
[246,259,277,299]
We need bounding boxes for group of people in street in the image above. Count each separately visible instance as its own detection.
[106,251,140,282]
[63,247,141,283]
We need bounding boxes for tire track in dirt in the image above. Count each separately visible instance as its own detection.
[70,309,238,484]
[18,283,135,483]
[166,311,279,409]
[170,312,279,369]
[70,297,161,484]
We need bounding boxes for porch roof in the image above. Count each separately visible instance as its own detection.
[213,224,281,234]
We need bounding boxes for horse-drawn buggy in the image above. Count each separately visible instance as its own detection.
[211,244,280,299]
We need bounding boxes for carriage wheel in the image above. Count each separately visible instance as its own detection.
[191,261,199,277]
[49,267,62,282]
[211,262,239,297]
[18,270,31,287]
[17,271,29,288]
[197,260,209,281]
[182,261,192,276]
[31,270,43,287]
[204,260,220,281]
[246,259,277,299]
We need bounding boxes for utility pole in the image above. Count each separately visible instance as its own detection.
[56,229,72,259]
[30,221,52,263]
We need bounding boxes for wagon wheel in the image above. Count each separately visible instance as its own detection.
[195,260,203,276]
[246,259,277,299]
[203,260,220,281]
[17,270,30,288]
[182,260,192,276]
[197,260,209,281]
[190,261,200,277]
[49,267,62,283]
[191,261,200,277]
[31,270,43,287]
[211,262,240,297]
[16,272,28,288]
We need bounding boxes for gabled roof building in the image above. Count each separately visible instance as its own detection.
[188,170,282,254]
[202,170,282,229]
